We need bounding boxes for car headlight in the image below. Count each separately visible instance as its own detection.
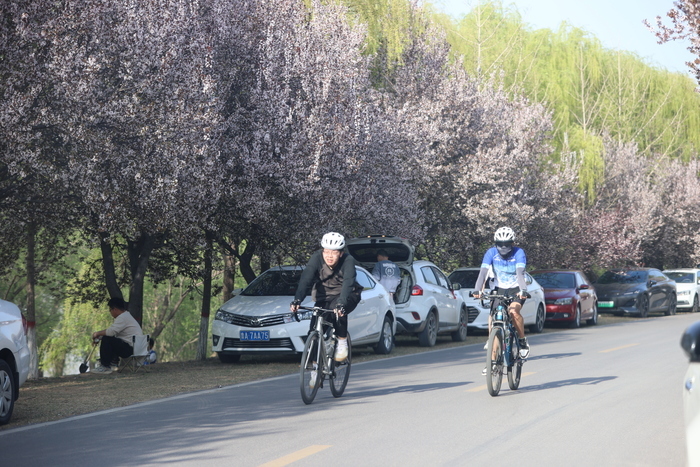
[678,290,691,296]
[554,297,572,305]
[215,309,235,324]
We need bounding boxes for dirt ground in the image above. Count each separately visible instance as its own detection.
[3,315,629,431]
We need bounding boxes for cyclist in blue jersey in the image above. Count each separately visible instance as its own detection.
[473,227,530,374]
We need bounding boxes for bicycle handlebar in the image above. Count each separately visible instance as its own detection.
[292,306,336,322]
[468,291,531,300]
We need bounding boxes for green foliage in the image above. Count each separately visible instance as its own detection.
[433,0,700,167]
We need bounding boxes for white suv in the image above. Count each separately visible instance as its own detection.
[347,235,467,347]
[0,299,30,425]
[663,269,700,313]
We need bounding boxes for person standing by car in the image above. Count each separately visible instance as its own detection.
[290,232,362,362]
[372,249,400,301]
[91,297,143,374]
[473,227,530,371]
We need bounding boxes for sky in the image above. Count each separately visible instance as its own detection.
[432,0,695,75]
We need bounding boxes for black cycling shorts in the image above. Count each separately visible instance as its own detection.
[490,287,526,313]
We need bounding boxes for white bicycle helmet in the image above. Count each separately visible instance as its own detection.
[321,232,345,250]
[494,227,515,242]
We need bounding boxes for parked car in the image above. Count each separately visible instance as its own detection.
[594,267,676,317]
[447,266,546,334]
[663,269,700,313]
[0,299,30,425]
[530,269,598,328]
[346,235,467,347]
[211,265,396,362]
[681,320,700,466]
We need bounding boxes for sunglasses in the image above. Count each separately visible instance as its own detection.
[495,241,514,247]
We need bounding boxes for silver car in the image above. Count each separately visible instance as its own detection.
[347,235,468,347]
[681,320,700,466]
[212,265,396,362]
[0,299,30,425]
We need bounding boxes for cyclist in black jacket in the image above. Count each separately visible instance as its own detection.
[291,232,362,361]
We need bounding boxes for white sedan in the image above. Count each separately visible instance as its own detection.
[211,265,396,362]
[664,269,700,313]
[681,320,700,466]
[448,267,546,334]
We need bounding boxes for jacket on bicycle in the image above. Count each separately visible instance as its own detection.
[295,250,362,309]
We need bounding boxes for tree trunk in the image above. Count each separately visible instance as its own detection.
[25,221,38,380]
[127,232,155,325]
[196,231,214,360]
[223,248,236,302]
[99,231,124,301]
[238,240,257,284]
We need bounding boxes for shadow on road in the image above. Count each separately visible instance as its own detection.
[347,381,468,398]
[527,352,581,361]
[500,375,617,396]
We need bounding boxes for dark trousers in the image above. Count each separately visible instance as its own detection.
[99,336,134,366]
[312,292,361,338]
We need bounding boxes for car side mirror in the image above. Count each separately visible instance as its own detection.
[451,283,461,291]
[648,280,657,287]
[681,321,700,363]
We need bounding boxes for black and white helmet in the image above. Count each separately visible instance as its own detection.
[321,232,345,250]
[494,227,515,242]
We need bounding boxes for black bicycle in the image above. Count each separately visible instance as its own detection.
[472,291,530,396]
[295,306,352,404]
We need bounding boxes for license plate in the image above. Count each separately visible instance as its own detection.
[598,301,614,308]
[240,330,269,341]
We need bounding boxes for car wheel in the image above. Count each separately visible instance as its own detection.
[570,305,581,329]
[693,295,699,313]
[665,294,677,316]
[0,359,15,425]
[217,352,241,363]
[586,304,598,326]
[637,294,649,318]
[528,304,545,333]
[451,307,468,342]
[418,310,438,347]
[374,315,394,354]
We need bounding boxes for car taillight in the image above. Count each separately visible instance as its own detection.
[411,285,423,296]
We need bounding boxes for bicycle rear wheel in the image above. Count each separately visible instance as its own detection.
[507,334,522,390]
[300,331,322,405]
[330,335,351,398]
[486,327,504,396]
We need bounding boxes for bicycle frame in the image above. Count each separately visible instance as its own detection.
[298,306,337,374]
[297,306,351,404]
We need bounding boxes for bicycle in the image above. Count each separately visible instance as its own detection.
[294,306,352,404]
[471,291,531,396]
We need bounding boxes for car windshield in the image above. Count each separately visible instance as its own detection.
[596,270,647,284]
[241,269,309,296]
[665,272,695,283]
[531,272,575,289]
[448,270,480,288]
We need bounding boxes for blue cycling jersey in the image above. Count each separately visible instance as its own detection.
[480,246,527,289]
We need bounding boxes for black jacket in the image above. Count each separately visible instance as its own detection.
[295,250,362,307]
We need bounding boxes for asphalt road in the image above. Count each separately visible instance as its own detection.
[1,313,696,467]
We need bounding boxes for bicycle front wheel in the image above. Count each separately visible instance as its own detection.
[486,327,504,397]
[330,335,351,398]
[300,331,322,405]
